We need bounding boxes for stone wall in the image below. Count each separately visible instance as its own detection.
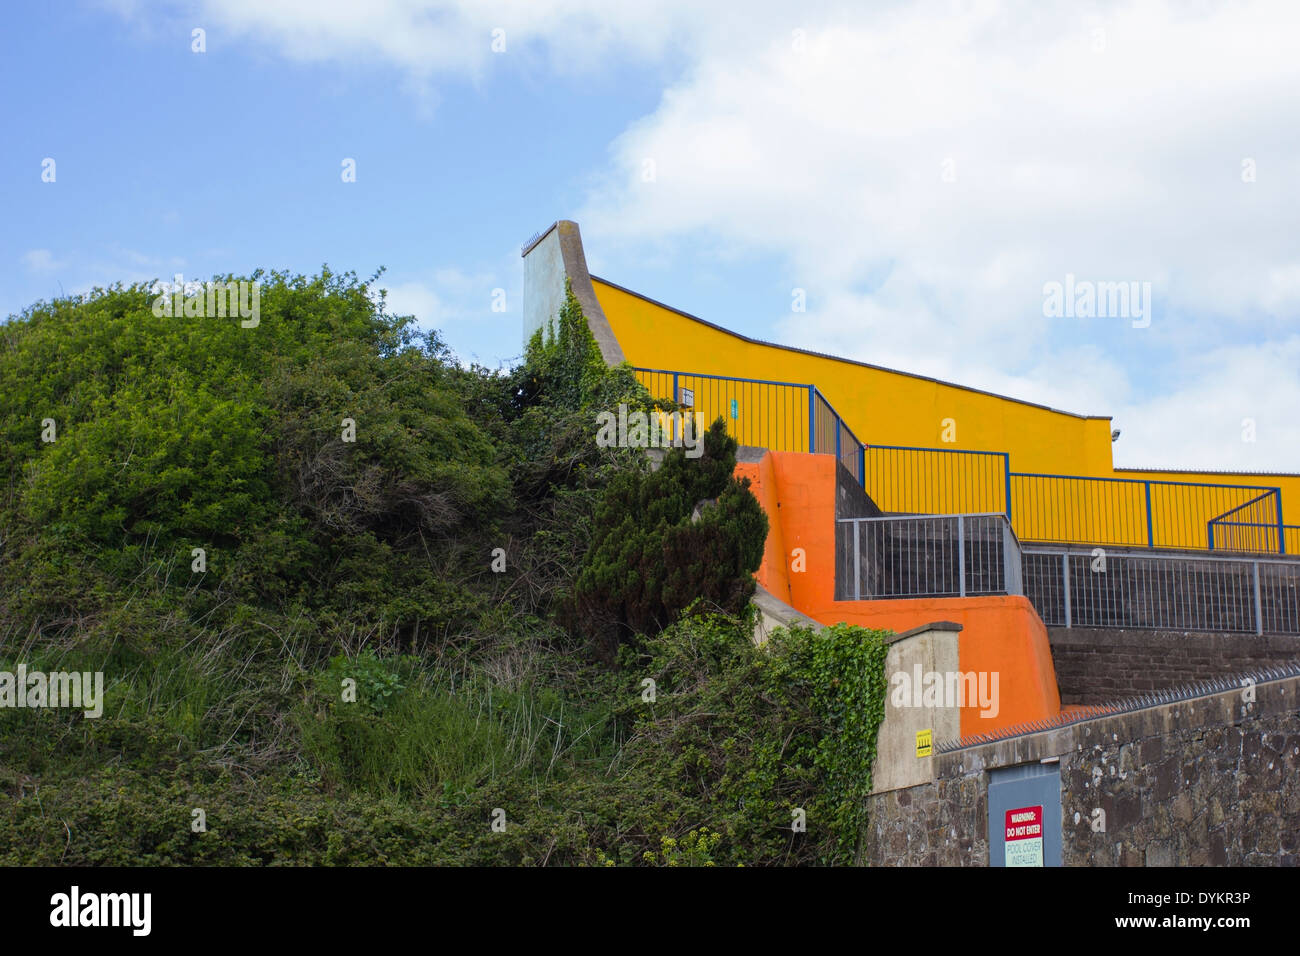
[1049,627,1300,704]
[861,672,1300,866]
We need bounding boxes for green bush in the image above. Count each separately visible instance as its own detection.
[572,419,768,659]
[610,612,891,866]
[0,270,889,867]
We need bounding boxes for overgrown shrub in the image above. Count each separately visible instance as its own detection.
[0,270,889,867]
[572,419,768,659]
[610,611,891,866]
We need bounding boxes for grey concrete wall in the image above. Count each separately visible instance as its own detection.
[861,673,1300,866]
[750,584,824,646]
[872,622,963,794]
[521,220,625,366]
[522,223,567,347]
[835,460,881,520]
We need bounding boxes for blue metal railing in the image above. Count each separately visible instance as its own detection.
[860,445,1287,554]
[1207,490,1287,554]
[1009,472,1282,553]
[630,367,866,484]
[630,365,1289,554]
[863,444,1011,519]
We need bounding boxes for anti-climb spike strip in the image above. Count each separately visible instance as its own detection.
[938,661,1300,752]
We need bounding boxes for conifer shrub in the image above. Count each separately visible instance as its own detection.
[571,418,768,660]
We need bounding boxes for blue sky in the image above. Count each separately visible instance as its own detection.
[4,1,1300,470]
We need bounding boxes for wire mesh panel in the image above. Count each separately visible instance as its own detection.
[1022,547,1300,635]
[1259,562,1300,634]
[838,514,1020,599]
[1072,553,1256,631]
[812,389,835,457]
[1023,552,1066,625]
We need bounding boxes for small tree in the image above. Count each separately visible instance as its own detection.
[572,418,768,660]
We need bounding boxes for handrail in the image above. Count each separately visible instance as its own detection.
[1010,470,1277,491]
[868,444,1008,457]
[1022,543,1300,566]
[630,366,814,390]
[837,512,1011,522]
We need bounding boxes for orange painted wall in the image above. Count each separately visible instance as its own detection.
[768,452,838,612]
[742,450,1062,736]
[812,597,1062,737]
[734,454,791,604]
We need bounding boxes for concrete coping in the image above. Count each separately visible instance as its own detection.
[752,584,824,634]
[884,621,964,645]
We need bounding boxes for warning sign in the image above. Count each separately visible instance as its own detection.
[915,729,932,758]
[1004,806,1043,867]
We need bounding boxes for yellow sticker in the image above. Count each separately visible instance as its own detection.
[915,728,933,758]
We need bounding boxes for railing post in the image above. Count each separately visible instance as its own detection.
[1276,488,1285,555]
[859,445,866,490]
[1062,551,1072,628]
[853,519,861,601]
[1002,519,1022,595]
[1002,521,1009,593]
[1144,481,1154,549]
[1207,520,1215,551]
[957,514,966,597]
[672,372,679,405]
[1253,560,1263,636]
[835,414,841,465]
[1003,453,1012,522]
[808,386,816,454]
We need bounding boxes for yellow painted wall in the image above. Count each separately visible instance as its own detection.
[593,278,1300,549]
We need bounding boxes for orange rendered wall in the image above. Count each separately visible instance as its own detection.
[742,450,1062,736]
[734,454,792,605]
[819,597,1062,737]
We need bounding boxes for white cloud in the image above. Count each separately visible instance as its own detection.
[381,266,499,324]
[574,0,1300,469]
[1108,338,1300,470]
[382,280,444,324]
[126,0,731,84]
[109,1,1300,468]
[21,249,65,273]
